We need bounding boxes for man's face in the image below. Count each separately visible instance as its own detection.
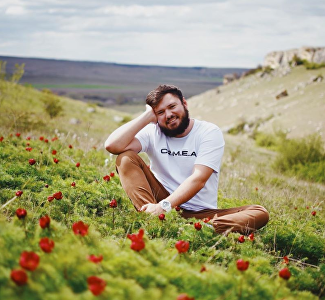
[154,93,190,137]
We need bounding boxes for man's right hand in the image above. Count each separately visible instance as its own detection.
[146,104,158,124]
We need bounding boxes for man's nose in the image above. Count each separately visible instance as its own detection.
[166,109,173,119]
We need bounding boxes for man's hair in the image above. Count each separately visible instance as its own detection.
[146,84,184,108]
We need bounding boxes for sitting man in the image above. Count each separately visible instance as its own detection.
[105,84,269,234]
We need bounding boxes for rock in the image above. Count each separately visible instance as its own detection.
[70,118,81,125]
[223,73,239,85]
[87,107,96,113]
[276,90,288,100]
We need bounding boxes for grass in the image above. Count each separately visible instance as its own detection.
[30,84,126,90]
[1,78,325,299]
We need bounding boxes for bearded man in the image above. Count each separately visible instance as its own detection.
[105,84,269,234]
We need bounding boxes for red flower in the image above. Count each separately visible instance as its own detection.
[103,175,110,182]
[47,195,54,202]
[51,137,58,142]
[175,206,181,211]
[53,158,59,164]
[306,206,309,209]
[71,182,76,187]
[26,136,31,140]
[248,233,254,241]
[53,191,63,200]
[15,133,21,137]
[39,136,44,141]
[0,136,4,142]
[236,259,249,271]
[26,142,30,146]
[39,215,51,229]
[279,267,291,280]
[76,162,80,167]
[311,211,316,216]
[110,172,115,177]
[203,217,211,223]
[52,150,57,155]
[19,251,40,271]
[127,228,145,252]
[109,199,117,208]
[159,213,165,220]
[25,147,33,152]
[10,269,28,286]
[88,254,103,264]
[45,184,49,188]
[72,221,89,236]
[39,237,55,253]
[29,159,36,165]
[16,208,27,219]
[87,276,106,296]
[177,294,195,300]
[194,222,202,231]
[255,187,258,191]
[68,144,73,149]
[175,240,190,253]
[44,139,49,143]
[283,256,289,264]
[15,190,23,197]
[238,235,245,243]
[200,265,207,273]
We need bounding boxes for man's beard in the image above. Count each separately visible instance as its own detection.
[159,107,190,137]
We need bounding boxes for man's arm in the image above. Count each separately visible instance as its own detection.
[141,164,214,215]
[105,105,157,155]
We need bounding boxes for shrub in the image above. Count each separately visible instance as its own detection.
[41,89,63,119]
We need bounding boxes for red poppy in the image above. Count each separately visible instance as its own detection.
[109,199,117,208]
[15,133,21,137]
[39,215,51,229]
[248,233,254,241]
[279,267,291,280]
[0,136,4,142]
[16,208,27,219]
[311,211,316,216]
[47,195,54,202]
[76,162,80,167]
[127,228,145,252]
[110,172,115,177]
[177,294,195,300]
[283,256,289,264]
[39,237,55,253]
[72,221,89,236]
[15,190,23,197]
[44,139,49,143]
[10,269,28,286]
[203,217,211,223]
[159,213,165,220]
[51,137,58,142]
[88,254,103,264]
[103,175,110,182]
[26,136,31,140]
[53,158,59,164]
[175,240,190,253]
[236,259,249,271]
[25,147,33,152]
[68,144,73,149]
[194,222,202,231]
[52,150,57,155]
[29,159,36,165]
[175,206,181,211]
[39,136,44,141]
[238,235,245,243]
[71,182,76,187]
[87,276,106,296]
[53,191,63,200]
[200,265,207,273]
[19,251,40,271]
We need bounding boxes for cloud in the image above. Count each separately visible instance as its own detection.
[5,6,27,15]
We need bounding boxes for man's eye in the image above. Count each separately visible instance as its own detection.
[157,111,163,115]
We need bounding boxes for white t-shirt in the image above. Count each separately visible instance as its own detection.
[135,119,225,211]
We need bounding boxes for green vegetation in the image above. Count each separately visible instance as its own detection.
[31,84,125,90]
[1,70,325,300]
[291,55,325,70]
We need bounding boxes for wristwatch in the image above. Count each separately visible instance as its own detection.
[160,200,172,212]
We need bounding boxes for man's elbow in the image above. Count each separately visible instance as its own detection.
[104,140,119,155]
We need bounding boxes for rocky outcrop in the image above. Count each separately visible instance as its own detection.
[264,46,325,68]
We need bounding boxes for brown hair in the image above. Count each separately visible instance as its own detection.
[146,84,184,108]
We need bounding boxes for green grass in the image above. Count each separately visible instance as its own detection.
[1,79,325,299]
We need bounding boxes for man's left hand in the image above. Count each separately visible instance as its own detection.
[140,203,165,215]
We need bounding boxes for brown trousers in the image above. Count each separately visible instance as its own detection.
[116,150,269,234]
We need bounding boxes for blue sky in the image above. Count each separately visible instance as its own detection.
[0,0,324,68]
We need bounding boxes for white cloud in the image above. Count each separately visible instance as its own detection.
[5,6,27,15]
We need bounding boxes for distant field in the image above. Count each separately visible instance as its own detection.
[30,84,126,90]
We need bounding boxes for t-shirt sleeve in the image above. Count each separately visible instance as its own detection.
[195,127,225,173]
[135,124,153,153]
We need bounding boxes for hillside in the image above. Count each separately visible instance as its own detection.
[0,56,247,107]
[188,65,325,139]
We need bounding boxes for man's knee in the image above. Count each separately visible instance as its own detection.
[116,150,139,169]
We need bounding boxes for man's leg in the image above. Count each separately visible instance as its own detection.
[116,150,170,210]
[181,205,269,234]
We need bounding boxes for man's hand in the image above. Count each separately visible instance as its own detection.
[140,203,165,215]
[146,104,158,124]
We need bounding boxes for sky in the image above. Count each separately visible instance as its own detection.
[0,0,324,68]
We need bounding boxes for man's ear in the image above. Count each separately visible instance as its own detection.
[183,97,188,107]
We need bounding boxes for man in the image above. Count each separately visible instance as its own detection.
[105,84,269,234]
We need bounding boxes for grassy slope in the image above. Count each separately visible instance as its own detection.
[1,79,325,299]
[188,66,325,139]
